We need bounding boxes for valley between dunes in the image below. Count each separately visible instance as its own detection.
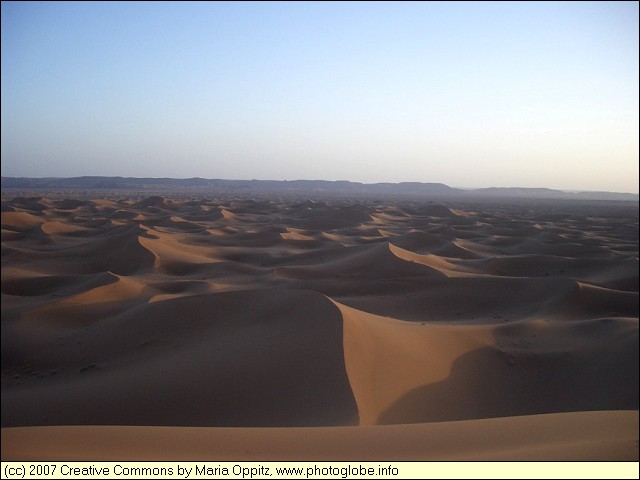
[1,195,638,460]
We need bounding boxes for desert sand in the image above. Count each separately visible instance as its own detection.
[1,194,638,460]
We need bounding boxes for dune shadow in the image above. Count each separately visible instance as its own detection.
[1,289,360,428]
[378,333,639,424]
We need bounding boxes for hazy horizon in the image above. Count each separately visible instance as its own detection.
[3,174,640,196]
[2,2,639,193]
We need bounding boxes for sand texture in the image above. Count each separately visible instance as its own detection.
[1,195,638,460]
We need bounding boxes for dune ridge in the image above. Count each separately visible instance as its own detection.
[2,195,638,460]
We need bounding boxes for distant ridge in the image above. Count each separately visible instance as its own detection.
[1,176,637,201]
[471,187,639,201]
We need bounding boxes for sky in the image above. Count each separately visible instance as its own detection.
[1,1,638,193]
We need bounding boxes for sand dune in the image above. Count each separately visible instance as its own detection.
[2,411,637,461]
[1,195,638,460]
[1,211,45,231]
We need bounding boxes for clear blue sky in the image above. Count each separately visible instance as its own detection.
[1,1,638,192]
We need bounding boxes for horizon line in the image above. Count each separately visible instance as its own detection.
[1,175,638,196]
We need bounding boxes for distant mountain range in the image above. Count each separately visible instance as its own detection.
[1,176,638,201]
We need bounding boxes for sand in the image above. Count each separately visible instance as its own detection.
[1,195,638,460]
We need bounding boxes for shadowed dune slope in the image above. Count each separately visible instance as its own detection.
[2,289,357,427]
